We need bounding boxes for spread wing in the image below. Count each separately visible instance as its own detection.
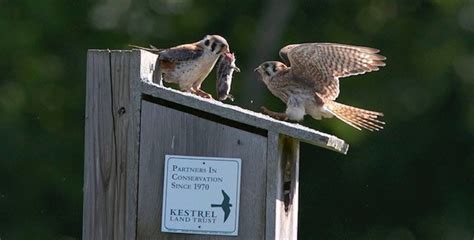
[159,44,204,63]
[221,190,231,222]
[221,190,230,204]
[223,207,230,222]
[284,43,386,100]
[279,44,299,66]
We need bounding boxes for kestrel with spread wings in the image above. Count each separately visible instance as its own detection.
[255,43,386,131]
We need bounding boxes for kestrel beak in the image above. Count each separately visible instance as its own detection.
[254,67,260,72]
[222,45,230,54]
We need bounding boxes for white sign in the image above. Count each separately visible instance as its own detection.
[161,155,241,236]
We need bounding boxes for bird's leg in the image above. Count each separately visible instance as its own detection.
[194,88,213,99]
[260,106,289,121]
[187,87,213,99]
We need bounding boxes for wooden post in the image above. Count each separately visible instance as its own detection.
[266,132,299,240]
[83,50,348,240]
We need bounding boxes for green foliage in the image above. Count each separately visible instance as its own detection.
[0,0,473,239]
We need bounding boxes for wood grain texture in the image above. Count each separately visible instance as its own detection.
[137,100,267,240]
[83,50,157,239]
[278,137,299,240]
[140,80,348,154]
[265,131,280,240]
[84,50,116,240]
[127,49,159,240]
[265,132,300,240]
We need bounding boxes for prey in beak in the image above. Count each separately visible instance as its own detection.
[221,45,230,55]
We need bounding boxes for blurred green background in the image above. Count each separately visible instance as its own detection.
[1,0,473,239]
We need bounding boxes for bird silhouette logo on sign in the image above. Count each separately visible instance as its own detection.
[211,190,232,222]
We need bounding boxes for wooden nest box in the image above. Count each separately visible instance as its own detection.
[83,50,348,240]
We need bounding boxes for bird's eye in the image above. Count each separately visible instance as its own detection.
[204,40,210,46]
[211,42,217,52]
[272,65,277,73]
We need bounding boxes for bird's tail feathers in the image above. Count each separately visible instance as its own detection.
[325,101,384,131]
[128,44,164,53]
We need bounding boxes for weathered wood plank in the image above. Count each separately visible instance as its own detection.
[126,49,158,240]
[83,50,118,239]
[83,50,157,240]
[137,100,267,239]
[265,132,299,240]
[278,137,299,240]
[265,131,280,240]
[140,79,348,154]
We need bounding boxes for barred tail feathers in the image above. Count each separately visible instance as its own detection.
[325,101,385,131]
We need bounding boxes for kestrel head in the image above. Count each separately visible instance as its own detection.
[254,61,287,83]
[199,35,229,55]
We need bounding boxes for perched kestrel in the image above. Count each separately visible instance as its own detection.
[132,35,230,98]
[255,43,386,131]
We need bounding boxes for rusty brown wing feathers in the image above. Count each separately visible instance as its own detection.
[284,43,386,100]
[130,44,204,63]
[279,44,299,66]
[158,44,204,62]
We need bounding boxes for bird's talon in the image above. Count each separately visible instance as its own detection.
[194,89,214,99]
[276,115,289,121]
[260,106,272,114]
[260,106,288,121]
